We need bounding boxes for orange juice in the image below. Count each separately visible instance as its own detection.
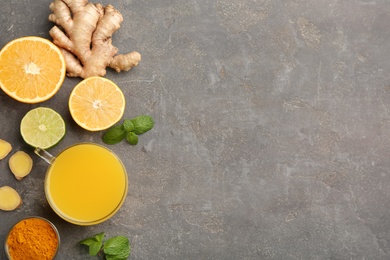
[44,143,127,225]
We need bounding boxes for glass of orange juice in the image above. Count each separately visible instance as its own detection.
[35,143,128,226]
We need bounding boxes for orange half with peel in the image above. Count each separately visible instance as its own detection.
[69,77,125,131]
[0,36,66,103]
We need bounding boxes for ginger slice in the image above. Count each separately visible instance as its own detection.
[0,139,12,160]
[9,151,33,180]
[0,186,22,211]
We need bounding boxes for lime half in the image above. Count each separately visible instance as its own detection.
[20,107,66,149]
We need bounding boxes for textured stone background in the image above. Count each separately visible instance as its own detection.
[1,0,390,259]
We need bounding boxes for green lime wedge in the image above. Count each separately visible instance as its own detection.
[20,107,66,149]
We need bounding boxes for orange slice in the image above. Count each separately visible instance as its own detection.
[0,36,66,103]
[69,77,125,131]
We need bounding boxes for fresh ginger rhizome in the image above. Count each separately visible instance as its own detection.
[48,0,141,78]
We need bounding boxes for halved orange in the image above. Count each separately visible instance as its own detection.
[69,77,125,131]
[0,36,66,103]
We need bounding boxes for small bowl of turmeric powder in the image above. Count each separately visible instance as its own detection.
[4,216,60,260]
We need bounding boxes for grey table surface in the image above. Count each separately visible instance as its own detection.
[1,0,390,259]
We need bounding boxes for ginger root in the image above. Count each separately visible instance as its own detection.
[0,139,12,160]
[9,151,33,180]
[0,186,22,211]
[48,0,141,78]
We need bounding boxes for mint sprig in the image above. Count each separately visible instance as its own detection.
[103,115,154,146]
[79,233,131,260]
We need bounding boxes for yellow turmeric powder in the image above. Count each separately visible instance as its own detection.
[6,217,59,260]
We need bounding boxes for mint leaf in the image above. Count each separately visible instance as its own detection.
[103,236,131,258]
[79,233,105,256]
[123,119,134,132]
[126,132,138,145]
[79,238,96,246]
[131,115,154,135]
[103,125,126,145]
[94,232,105,243]
[105,245,131,260]
[106,255,128,260]
[89,242,103,256]
[79,232,104,245]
